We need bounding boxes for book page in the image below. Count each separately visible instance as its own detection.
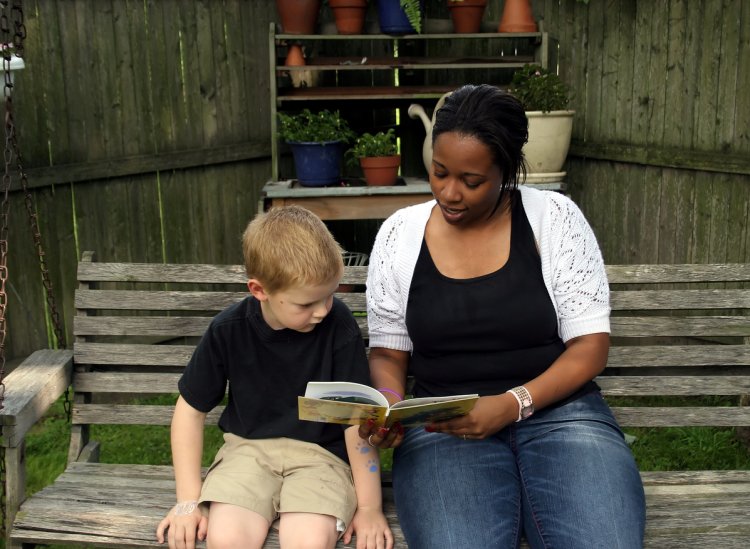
[385,395,479,428]
[303,381,389,407]
[389,394,479,410]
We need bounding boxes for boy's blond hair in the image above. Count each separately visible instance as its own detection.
[242,206,344,293]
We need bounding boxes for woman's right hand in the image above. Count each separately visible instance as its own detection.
[358,419,405,449]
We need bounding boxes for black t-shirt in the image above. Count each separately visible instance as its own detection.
[178,296,370,462]
[406,192,596,402]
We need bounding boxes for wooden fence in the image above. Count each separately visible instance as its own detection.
[2,0,749,359]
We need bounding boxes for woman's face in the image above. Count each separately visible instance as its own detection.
[430,131,504,226]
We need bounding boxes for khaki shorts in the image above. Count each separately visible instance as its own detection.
[199,434,356,531]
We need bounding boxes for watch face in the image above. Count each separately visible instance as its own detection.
[520,398,534,419]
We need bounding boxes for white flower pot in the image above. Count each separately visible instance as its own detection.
[523,110,574,174]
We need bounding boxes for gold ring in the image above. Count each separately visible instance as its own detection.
[367,434,376,447]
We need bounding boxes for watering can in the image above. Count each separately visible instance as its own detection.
[407,92,452,175]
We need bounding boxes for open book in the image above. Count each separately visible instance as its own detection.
[298,381,479,428]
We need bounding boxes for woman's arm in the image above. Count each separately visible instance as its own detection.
[428,332,609,439]
[358,347,410,447]
[525,332,609,410]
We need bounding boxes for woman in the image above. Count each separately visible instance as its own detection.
[362,84,645,548]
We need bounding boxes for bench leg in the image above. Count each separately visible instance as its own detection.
[739,394,750,449]
[3,444,25,548]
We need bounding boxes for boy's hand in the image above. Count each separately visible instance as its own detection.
[343,506,394,549]
[156,501,207,549]
[358,419,404,449]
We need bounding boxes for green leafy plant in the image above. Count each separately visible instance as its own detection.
[510,64,571,113]
[348,128,398,159]
[277,109,355,143]
[401,0,422,33]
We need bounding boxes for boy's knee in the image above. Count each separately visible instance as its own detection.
[280,528,338,549]
[207,527,260,549]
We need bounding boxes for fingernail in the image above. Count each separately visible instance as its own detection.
[366,419,375,428]
[424,426,434,433]
[378,427,389,436]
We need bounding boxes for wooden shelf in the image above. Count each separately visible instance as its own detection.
[277,86,464,102]
[261,178,566,221]
[269,24,554,182]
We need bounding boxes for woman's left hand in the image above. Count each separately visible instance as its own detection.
[426,393,518,440]
[358,419,404,449]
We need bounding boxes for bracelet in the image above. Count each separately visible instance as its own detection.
[378,387,404,401]
[173,500,198,516]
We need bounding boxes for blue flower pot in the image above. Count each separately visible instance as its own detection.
[288,140,344,187]
[377,0,421,35]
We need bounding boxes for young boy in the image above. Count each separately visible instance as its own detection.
[156,206,392,549]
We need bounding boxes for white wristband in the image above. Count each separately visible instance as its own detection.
[174,500,198,516]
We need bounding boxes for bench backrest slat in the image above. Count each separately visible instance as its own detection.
[606,263,750,283]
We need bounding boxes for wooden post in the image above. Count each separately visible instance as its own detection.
[3,443,24,547]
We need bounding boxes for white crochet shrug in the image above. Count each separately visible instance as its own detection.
[366,186,611,351]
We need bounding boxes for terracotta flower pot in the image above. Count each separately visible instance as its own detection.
[498,0,537,33]
[329,0,367,35]
[360,155,401,186]
[448,0,487,34]
[276,0,322,34]
[284,44,319,87]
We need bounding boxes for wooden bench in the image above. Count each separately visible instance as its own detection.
[2,253,749,548]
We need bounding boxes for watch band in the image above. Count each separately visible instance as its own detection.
[506,385,534,422]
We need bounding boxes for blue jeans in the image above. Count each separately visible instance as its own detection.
[392,392,645,548]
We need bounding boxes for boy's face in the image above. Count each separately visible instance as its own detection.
[249,277,340,332]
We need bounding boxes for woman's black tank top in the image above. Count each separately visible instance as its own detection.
[406,192,595,401]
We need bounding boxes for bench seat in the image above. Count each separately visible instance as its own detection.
[10,463,750,548]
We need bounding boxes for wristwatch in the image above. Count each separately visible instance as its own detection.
[507,386,534,422]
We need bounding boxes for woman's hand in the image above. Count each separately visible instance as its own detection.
[358,419,405,449]
[425,393,518,440]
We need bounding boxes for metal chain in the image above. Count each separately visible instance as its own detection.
[0,0,15,416]
[0,2,67,534]
[0,445,6,535]
[0,0,15,535]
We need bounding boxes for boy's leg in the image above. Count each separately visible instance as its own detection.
[206,502,270,549]
[278,439,358,538]
[278,512,339,549]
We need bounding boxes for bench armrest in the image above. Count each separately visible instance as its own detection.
[0,349,73,448]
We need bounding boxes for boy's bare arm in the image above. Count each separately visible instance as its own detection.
[343,426,394,548]
[156,396,208,547]
[171,396,207,500]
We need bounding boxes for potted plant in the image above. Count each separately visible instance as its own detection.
[348,128,401,186]
[277,109,355,186]
[510,63,574,175]
[447,0,487,33]
[378,0,423,34]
